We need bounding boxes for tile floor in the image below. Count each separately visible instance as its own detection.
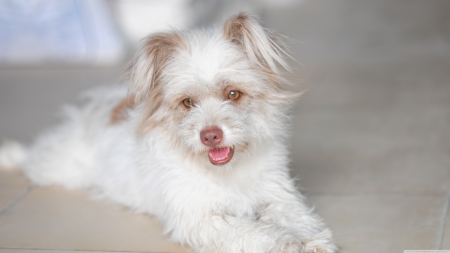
[0,174,188,253]
[1,1,450,253]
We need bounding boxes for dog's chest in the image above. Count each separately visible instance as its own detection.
[170,167,265,217]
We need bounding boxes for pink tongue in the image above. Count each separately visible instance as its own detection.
[209,147,230,160]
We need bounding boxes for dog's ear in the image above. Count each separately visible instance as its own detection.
[124,32,186,102]
[223,13,301,105]
[124,32,186,133]
[223,12,290,75]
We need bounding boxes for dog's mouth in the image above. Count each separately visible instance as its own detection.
[208,147,234,165]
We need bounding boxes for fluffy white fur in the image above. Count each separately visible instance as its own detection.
[0,13,337,253]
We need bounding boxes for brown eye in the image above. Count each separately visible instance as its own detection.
[228,90,240,100]
[183,98,194,108]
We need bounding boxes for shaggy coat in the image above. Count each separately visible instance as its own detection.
[0,13,337,253]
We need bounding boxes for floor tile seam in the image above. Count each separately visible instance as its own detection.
[305,192,449,198]
[437,193,450,249]
[0,186,33,216]
[0,247,171,253]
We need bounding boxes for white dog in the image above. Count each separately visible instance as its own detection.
[0,13,337,253]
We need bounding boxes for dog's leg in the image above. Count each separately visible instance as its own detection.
[257,199,337,253]
[168,212,307,253]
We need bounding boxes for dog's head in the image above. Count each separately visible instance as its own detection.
[125,13,299,169]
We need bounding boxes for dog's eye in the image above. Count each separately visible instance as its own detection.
[228,90,240,100]
[183,98,194,108]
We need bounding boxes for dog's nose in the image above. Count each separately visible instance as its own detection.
[200,128,223,147]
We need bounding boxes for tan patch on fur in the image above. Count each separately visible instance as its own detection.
[223,13,275,73]
[109,96,136,124]
[140,32,187,94]
[223,13,298,97]
[124,32,187,134]
[140,88,164,133]
[223,12,249,44]
[125,32,187,87]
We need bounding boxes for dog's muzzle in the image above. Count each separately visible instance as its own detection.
[200,127,234,165]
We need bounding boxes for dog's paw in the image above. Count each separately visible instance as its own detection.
[279,240,303,253]
[269,234,303,253]
[301,245,335,253]
[274,239,334,253]
[269,230,337,253]
[300,229,337,253]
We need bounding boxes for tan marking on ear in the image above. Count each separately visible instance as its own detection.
[223,12,289,74]
[124,32,187,101]
[223,12,297,98]
[123,31,187,135]
[223,12,249,44]
[109,96,136,124]
[141,32,187,97]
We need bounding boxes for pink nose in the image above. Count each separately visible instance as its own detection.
[200,128,223,147]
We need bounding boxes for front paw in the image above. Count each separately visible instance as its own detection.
[272,239,335,253]
[300,229,337,253]
[269,233,303,253]
[269,230,337,253]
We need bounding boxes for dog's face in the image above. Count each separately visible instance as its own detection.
[127,13,297,168]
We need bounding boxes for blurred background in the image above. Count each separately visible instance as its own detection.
[1,1,450,253]
[1,0,449,141]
